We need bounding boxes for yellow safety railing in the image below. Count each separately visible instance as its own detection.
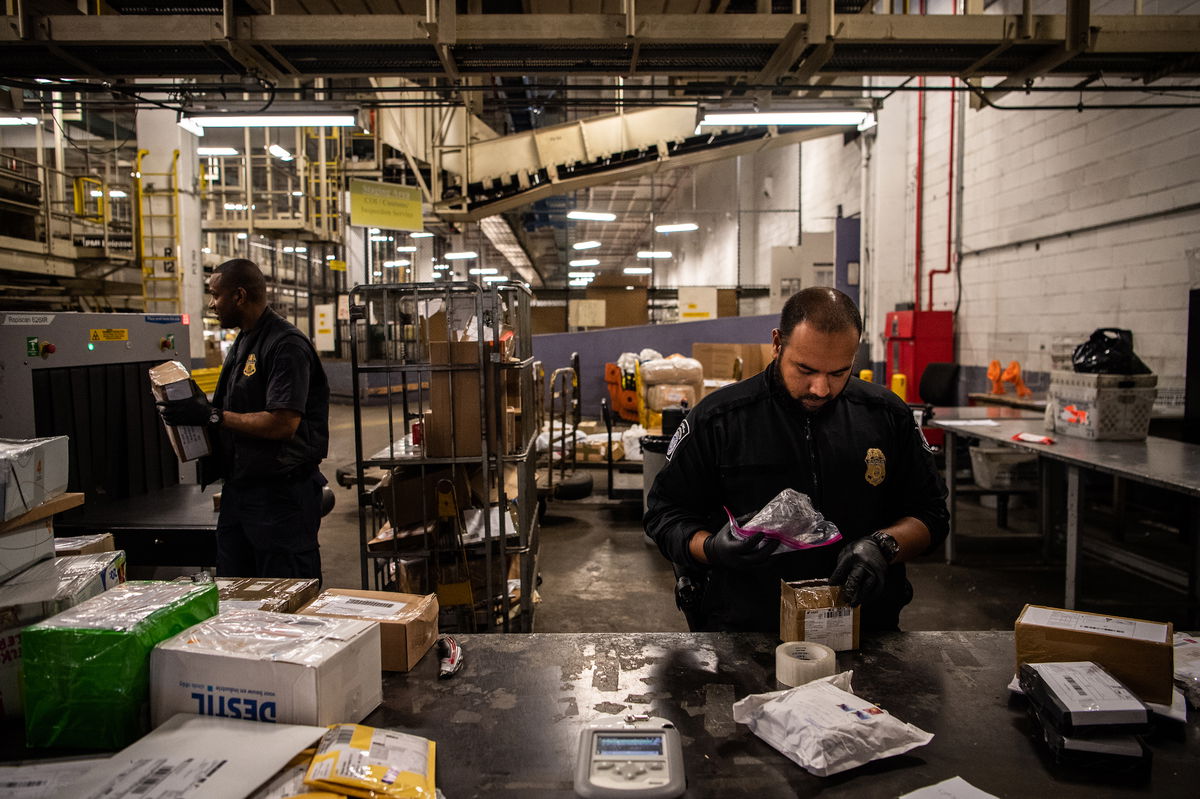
[135,148,182,314]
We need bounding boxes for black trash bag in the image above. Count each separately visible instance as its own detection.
[1072,328,1152,375]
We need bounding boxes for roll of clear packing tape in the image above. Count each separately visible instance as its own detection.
[776,641,836,687]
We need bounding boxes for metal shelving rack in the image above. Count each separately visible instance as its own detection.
[348,281,540,632]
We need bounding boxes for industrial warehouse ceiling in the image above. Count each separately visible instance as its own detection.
[2,3,1198,86]
[3,2,1198,290]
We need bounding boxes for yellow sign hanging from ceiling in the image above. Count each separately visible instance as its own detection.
[348,179,423,232]
[89,328,128,342]
[328,259,347,272]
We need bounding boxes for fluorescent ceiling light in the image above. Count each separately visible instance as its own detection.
[372,270,382,277]
[445,251,478,260]
[698,111,871,128]
[482,275,508,283]
[186,114,357,129]
[395,246,417,253]
[295,247,307,253]
[410,231,433,238]
[370,235,393,242]
[197,147,238,156]
[573,241,602,250]
[89,190,104,198]
[637,251,672,259]
[568,278,591,287]
[283,246,295,253]
[238,233,249,240]
[382,260,411,268]
[432,263,449,270]
[291,191,303,197]
[325,253,335,259]
[567,210,616,222]
[655,222,699,233]
[267,144,294,161]
[569,258,599,267]
[108,190,127,198]
[468,267,498,275]
[0,117,39,126]
[624,267,653,275]
[369,228,381,234]
[568,271,596,279]
[626,286,635,290]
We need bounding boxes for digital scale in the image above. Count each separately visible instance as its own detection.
[574,715,685,798]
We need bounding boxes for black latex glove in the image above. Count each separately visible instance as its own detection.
[156,384,218,427]
[702,522,779,569]
[829,537,890,607]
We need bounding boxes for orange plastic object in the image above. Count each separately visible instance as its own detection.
[604,362,640,422]
[1001,360,1033,398]
[987,360,1005,394]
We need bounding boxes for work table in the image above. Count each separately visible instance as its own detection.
[367,631,1197,798]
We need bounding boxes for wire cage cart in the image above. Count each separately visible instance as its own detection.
[348,281,540,632]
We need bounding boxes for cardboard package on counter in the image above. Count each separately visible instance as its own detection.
[21,580,218,748]
[0,435,69,522]
[53,531,115,556]
[1015,604,1174,705]
[0,550,126,718]
[150,609,382,728]
[298,588,438,672]
[0,516,54,583]
[56,713,328,799]
[780,579,860,652]
[1,492,87,581]
[149,360,213,461]
[216,577,321,614]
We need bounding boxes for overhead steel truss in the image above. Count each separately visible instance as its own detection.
[2,7,1199,86]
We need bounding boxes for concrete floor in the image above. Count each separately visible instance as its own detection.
[317,403,1191,633]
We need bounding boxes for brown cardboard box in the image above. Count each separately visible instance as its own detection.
[299,589,439,672]
[780,579,860,651]
[374,466,469,530]
[216,577,321,614]
[427,341,487,457]
[691,343,769,381]
[54,533,115,557]
[368,521,435,555]
[149,361,212,461]
[1014,604,1174,704]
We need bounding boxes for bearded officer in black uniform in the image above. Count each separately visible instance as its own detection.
[158,258,330,579]
[644,287,948,632]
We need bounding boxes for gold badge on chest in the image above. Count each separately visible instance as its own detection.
[864,447,886,486]
[243,353,257,377]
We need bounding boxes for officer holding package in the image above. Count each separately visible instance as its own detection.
[157,258,330,579]
[644,287,948,632]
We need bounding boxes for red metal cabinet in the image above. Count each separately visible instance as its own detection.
[884,310,954,403]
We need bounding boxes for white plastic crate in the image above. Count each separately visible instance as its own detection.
[969,446,1038,490]
[1047,370,1157,441]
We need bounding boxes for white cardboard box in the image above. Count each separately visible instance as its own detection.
[0,516,54,583]
[0,436,69,522]
[56,713,326,799]
[0,550,126,718]
[150,609,382,728]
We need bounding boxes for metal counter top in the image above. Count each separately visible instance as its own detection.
[367,631,1197,798]
[929,418,1200,497]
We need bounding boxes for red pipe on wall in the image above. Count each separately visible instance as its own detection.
[913,0,928,310]
[927,1,957,310]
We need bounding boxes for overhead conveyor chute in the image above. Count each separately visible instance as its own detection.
[398,105,860,222]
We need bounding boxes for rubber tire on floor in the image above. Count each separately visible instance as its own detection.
[551,471,593,501]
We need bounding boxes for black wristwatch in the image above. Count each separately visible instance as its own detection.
[208,406,224,427]
[869,531,900,563]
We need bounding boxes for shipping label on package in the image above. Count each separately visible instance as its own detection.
[804,608,855,652]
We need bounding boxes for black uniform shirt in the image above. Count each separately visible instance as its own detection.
[202,307,330,486]
[644,361,948,632]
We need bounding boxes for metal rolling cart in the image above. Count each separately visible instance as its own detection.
[347,282,540,632]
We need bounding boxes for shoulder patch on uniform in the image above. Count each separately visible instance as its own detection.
[665,419,690,461]
[915,424,934,453]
